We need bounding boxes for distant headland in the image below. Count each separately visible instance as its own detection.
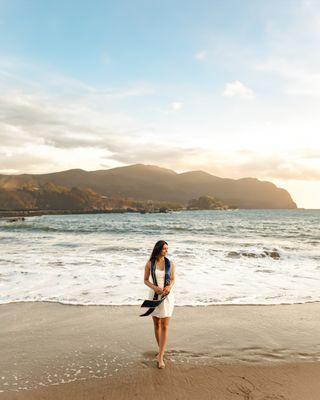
[0,163,297,217]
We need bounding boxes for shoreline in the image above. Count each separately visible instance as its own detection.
[0,209,182,218]
[1,298,320,307]
[1,301,320,399]
[1,207,313,220]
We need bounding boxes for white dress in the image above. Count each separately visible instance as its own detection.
[148,268,175,318]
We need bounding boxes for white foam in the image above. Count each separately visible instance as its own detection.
[0,210,319,306]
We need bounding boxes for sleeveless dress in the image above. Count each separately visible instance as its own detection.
[148,267,175,318]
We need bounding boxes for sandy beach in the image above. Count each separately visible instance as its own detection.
[1,301,320,399]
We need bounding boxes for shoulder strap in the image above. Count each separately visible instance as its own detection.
[150,259,158,286]
[164,256,171,287]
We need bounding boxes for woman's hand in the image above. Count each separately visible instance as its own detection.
[162,285,171,295]
[155,286,164,295]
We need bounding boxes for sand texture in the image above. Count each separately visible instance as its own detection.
[1,301,320,399]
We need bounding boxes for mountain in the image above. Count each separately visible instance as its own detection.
[0,182,108,211]
[0,182,182,212]
[0,163,297,209]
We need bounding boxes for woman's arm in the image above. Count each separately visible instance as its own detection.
[143,260,159,291]
[169,260,175,288]
[163,260,175,294]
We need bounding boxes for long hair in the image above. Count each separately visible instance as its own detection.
[149,240,168,263]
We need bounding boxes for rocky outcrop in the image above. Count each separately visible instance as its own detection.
[187,195,229,210]
[227,249,281,259]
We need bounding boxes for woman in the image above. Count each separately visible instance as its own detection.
[143,240,175,369]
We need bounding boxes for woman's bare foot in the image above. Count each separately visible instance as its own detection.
[157,356,165,369]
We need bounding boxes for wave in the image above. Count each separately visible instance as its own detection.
[3,223,317,239]
[0,223,120,234]
[1,298,320,306]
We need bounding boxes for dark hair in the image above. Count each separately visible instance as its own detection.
[149,240,168,263]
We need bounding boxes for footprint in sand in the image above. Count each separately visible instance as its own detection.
[227,376,256,400]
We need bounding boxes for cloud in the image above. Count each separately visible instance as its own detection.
[222,81,255,99]
[107,145,200,164]
[255,57,320,98]
[251,1,320,98]
[1,76,318,182]
[0,57,158,160]
[0,54,319,207]
[154,101,184,114]
[233,155,320,181]
[108,145,320,182]
[170,101,183,111]
[0,60,204,175]
[194,50,208,61]
[0,149,55,174]
[0,91,132,150]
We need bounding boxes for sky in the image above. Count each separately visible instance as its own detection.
[0,0,319,208]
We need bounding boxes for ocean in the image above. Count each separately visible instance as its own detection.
[0,209,319,306]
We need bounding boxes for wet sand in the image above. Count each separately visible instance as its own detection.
[1,301,320,399]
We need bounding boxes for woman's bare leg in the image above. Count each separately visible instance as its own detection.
[158,317,170,366]
[152,316,161,347]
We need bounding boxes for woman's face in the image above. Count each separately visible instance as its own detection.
[161,244,168,256]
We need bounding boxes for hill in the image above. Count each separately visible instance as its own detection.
[0,163,297,209]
